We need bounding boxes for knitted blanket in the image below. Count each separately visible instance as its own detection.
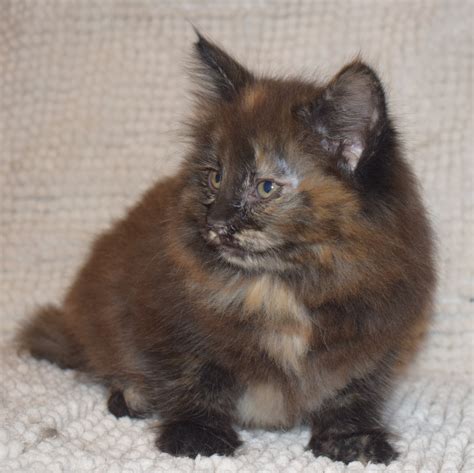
[1,1,472,472]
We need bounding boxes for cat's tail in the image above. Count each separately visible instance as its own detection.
[18,305,85,369]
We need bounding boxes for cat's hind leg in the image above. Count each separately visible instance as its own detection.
[107,386,151,419]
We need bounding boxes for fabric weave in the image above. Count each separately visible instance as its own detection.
[1,1,472,471]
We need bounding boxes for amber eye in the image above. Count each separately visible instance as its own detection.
[209,170,222,190]
[257,180,278,198]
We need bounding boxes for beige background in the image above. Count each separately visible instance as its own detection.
[0,1,472,472]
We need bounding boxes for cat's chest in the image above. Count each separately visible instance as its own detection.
[242,275,312,373]
[190,271,313,371]
[234,275,318,429]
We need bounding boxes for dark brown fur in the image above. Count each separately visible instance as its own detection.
[18,33,435,464]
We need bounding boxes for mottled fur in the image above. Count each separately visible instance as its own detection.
[18,33,435,464]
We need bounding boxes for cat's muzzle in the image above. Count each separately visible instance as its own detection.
[206,223,246,257]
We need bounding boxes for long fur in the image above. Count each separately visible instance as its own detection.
[19,305,84,369]
[18,33,436,464]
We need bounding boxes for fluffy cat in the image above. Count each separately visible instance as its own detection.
[19,32,435,464]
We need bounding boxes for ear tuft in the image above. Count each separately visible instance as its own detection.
[299,61,388,172]
[193,29,254,101]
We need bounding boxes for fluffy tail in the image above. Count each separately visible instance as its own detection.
[18,305,85,369]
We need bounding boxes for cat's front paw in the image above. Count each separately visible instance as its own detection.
[308,429,398,464]
[157,420,241,458]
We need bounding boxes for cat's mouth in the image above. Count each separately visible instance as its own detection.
[202,228,254,262]
[202,227,284,269]
[205,232,248,258]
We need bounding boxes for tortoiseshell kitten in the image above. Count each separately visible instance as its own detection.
[19,32,435,464]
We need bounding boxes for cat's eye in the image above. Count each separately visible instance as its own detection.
[209,170,222,190]
[257,180,279,198]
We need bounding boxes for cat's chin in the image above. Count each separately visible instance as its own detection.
[220,252,266,270]
[211,242,264,270]
[217,245,292,272]
[218,247,261,269]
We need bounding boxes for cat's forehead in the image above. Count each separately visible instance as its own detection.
[212,130,296,176]
[252,141,295,176]
[205,79,321,178]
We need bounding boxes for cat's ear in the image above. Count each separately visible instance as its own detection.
[296,61,388,172]
[193,29,254,101]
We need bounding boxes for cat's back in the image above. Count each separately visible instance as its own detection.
[59,173,184,373]
[68,173,181,290]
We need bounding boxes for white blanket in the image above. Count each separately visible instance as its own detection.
[1,1,472,472]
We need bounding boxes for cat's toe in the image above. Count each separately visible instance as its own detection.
[157,420,241,458]
[309,429,398,465]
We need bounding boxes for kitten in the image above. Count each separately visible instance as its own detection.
[19,32,436,464]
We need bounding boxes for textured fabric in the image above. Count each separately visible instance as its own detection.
[0,1,472,472]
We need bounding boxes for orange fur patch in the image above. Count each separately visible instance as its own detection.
[242,84,266,110]
[243,275,305,322]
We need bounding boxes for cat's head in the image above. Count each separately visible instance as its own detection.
[181,32,398,273]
